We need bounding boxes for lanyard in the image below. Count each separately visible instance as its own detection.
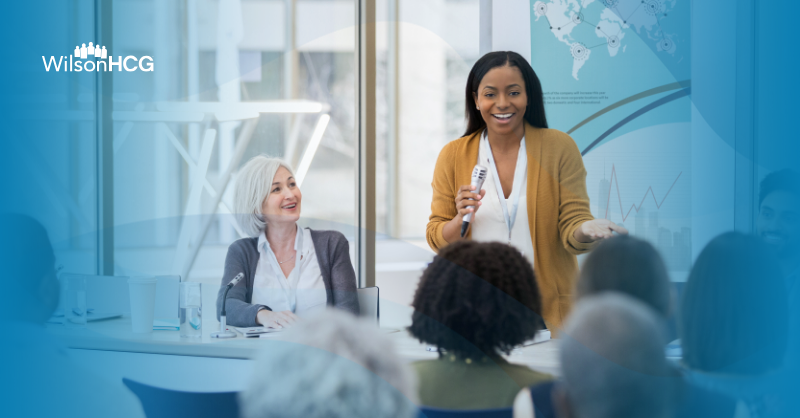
[262,224,304,312]
[481,130,527,240]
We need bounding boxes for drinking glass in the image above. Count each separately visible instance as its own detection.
[63,275,87,328]
[179,282,202,338]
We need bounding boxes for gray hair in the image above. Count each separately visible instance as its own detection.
[239,309,419,418]
[560,292,677,418]
[233,155,295,236]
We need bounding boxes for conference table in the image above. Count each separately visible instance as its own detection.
[42,317,558,418]
[47,316,560,373]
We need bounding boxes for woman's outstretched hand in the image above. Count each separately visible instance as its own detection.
[573,219,629,243]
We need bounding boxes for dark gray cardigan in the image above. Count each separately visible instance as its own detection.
[216,229,360,327]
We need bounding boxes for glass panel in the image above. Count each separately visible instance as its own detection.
[375,0,481,328]
[110,0,357,300]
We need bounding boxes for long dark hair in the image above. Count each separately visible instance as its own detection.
[577,234,671,317]
[463,51,548,137]
[680,232,787,374]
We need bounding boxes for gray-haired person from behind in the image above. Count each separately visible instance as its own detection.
[239,309,419,418]
[217,155,359,328]
[516,293,678,418]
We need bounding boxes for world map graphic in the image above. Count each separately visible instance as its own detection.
[533,0,679,80]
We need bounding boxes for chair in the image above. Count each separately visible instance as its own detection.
[356,286,380,324]
[419,406,513,418]
[122,378,239,418]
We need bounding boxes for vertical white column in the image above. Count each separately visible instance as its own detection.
[187,0,200,191]
[215,0,244,245]
[397,0,446,238]
[153,0,180,247]
[479,0,492,56]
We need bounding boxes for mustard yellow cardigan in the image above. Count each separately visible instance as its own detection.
[426,122,597,330]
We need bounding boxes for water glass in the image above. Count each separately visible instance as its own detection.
[63,275,87,328]
[180,282,202,338]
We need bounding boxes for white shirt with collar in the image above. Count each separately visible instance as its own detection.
[471,130,535,267]
[251,224,327,316]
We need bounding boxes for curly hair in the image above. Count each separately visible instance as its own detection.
[408,241,543,358]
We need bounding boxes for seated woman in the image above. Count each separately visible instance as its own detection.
[217,155,359,328]
[408,240,551,410]
[680,232,789,418]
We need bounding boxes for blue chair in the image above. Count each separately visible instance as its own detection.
[419,406,513,418]
[122,378,239,418]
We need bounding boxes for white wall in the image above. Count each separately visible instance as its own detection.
[492,0,531,61]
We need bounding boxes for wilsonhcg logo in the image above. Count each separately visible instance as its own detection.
[43,42,154,72]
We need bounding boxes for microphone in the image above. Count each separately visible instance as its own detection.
[212,272,245,339]
[461,165,488,237]
[226,272,244,288]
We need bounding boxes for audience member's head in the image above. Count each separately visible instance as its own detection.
[757,169,800,264]
[680,232,788,375]
[240,309,418,418]
[0,213,58,324]
[556,293,676,418]
[576,234,671,317]
[408,241,543,358]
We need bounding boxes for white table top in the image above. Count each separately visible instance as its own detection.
[46,318,560,375]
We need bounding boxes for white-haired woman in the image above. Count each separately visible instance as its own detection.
[239,309,419,418]
[217,155,359,328]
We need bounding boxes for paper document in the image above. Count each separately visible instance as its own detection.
[232,326,283,337]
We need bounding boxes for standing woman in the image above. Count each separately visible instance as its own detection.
[217,155,359,328]
[426,51,626,330]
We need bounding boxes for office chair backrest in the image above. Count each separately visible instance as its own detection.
[122,378,239,418]
[356,286,379,324]
[419,406,513,418]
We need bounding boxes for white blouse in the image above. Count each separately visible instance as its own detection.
[251,225,327,316]
[471,131,535,267]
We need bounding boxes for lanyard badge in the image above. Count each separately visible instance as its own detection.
[481,131,527,240]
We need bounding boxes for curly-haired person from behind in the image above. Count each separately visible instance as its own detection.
[408,241,551,410]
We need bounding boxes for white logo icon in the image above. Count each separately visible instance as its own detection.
[74,43,107,59]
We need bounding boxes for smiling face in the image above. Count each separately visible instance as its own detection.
[757,190,800,259]
[261,166,302,226]
[473,64,528,138]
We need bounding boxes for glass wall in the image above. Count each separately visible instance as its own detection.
[104,1,482,323]
[110,0,357,291]
[374,0,480,327]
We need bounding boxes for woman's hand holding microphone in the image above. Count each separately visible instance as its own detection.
[456,185,487,218]
[442,185,487,243]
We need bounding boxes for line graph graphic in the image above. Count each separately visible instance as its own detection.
[601,164,682,221]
